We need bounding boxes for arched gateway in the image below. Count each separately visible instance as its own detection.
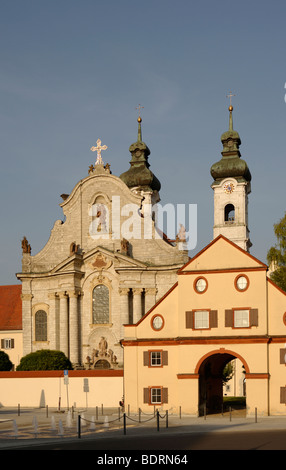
[195,349,249,415]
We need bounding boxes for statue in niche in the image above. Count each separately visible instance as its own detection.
[22,237,31,254]
[95,203,108,233]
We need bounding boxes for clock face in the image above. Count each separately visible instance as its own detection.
[223,181,235,194]
[152,315,164,330]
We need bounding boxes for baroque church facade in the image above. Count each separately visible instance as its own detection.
[16,117,189,369]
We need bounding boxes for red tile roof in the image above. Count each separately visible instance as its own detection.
[0,285,22,330]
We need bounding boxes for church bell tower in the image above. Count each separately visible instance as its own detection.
[210,97,252,251]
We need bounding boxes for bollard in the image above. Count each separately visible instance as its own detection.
[139,408,141,423]
[96,406,98,420]
[18,403,20,416]
[166,410,168,428]
[12,420,18,439]
[123,412,126,435]
[179,406,181,419]
[157,410,160,432]
[46,405,49,418]
[255,407,257,423]
[229,406,232,421]
[78,415,81,439]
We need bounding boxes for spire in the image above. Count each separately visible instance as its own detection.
[136,104,144,142]
[226,91,235,131]
[137,116,142,142]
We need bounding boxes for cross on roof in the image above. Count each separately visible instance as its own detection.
[90,138,108,165]
[136,104,144,117]
[226,91,235,107]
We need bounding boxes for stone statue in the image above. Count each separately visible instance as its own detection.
[22,237,31,254]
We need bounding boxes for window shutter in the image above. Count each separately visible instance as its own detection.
[250,309,258,326]
[225,309,233,327]
[280,349,286,365]
[143,388,149,404]
[11,339,14,349]
[143,351,149,366]
[162,351,168,366]
[186,311,193,329]
[280,387,286,404]
[1,339,4,349]
[210,310,218,328]
[162,387,168,404]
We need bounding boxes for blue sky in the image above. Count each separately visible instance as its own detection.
[0,0,285,285]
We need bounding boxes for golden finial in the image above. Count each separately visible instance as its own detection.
[136,104,144,119]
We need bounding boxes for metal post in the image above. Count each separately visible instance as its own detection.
[46,405,49,418]
[18,404,20,416]
[157,410,160,432]
[139,408,141,423]
[123,412,126,435]
[255,407,257,423]
[96,406,98,420]
[204,403,207,420]
[166,410,168,428]
[78,415,81,439]
[179,406,181,419]
[229,406,232,421]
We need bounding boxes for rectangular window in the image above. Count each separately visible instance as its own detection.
[1,338,14,349]
[150,387,162,404]
[280,387,286,404]
[143,350,168,367]
[234,309,250,328]
[143,387,168,405]
[194,310,209,329]
[150,351,162,367]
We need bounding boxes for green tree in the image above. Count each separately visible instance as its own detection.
[267,212,286,292]
[16,349,72,371]
[0,351,13,371]
[222,361,234,384]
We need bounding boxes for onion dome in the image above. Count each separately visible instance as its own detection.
[119,117,161,192]
[210,105,251,184]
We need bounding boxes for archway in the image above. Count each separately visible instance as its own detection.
[196,349,249,416]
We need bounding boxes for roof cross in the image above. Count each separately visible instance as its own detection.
[90,138,108,165]
[226,91,235,107]
[136,104,144,118]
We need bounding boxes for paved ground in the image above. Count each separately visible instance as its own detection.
[0,406,286,451]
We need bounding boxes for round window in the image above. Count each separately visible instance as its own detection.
[236,275,249,291]
[152,315,164,331]
[194,277,208,293]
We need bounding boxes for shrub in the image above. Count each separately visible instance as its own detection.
[16,349,72,371]
[0,351,13,371]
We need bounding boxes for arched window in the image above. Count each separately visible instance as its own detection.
[92,284,110,323]
[224,204,235,223]
[35,310,47,341]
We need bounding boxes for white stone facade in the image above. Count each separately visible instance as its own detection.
[17,162,189,368]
